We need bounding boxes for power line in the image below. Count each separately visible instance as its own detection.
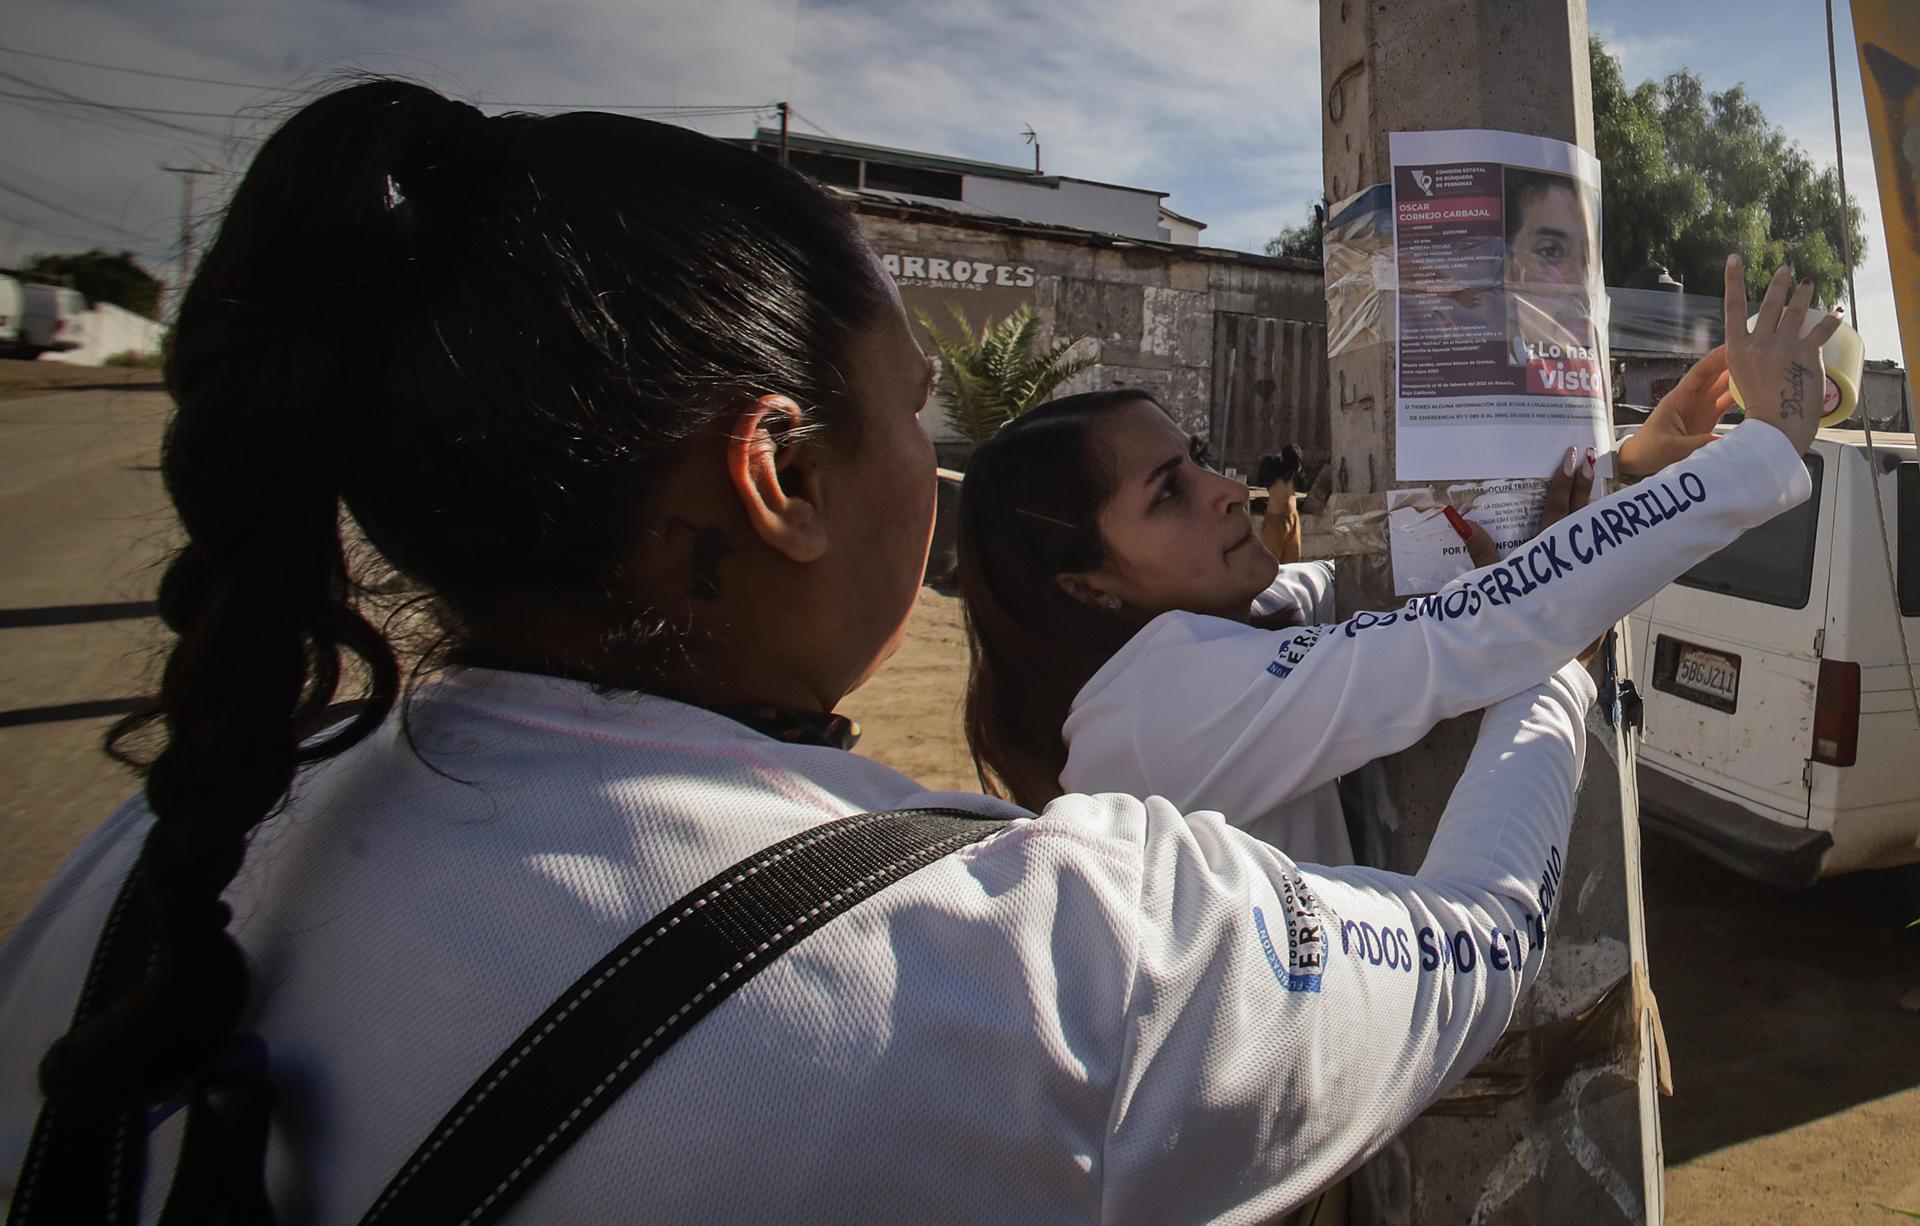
[0,94,232,161]
[0,84,245,122]
[0,42,289,92]
[1,81,775,123]
[785,105,838,140]
[0,45,779,118]
[0,66,237,142]
[0,207,101,247]
[0,181,129,239]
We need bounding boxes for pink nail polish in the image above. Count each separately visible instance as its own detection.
[1562,447,1578,477]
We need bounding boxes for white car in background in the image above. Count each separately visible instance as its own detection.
[1626,426,1919,893]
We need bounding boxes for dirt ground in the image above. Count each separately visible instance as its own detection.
[4,383,1916,1222]
[0,358,162,402]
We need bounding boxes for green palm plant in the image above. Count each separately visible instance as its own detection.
[918,305,1095,444]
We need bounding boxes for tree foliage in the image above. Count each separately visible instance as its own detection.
[1264,42,1865,303]
[1264,206,1323,261]
[21,249,163,319]
[919,305,1094,444]
[1590,36,1864,301]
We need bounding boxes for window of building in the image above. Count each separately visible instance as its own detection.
[785,151,860,189]
[1675,453,1824,609]
[861,163,963,201]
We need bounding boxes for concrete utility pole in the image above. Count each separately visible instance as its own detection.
[1316,2,1664,1223]
[161,165,216,321]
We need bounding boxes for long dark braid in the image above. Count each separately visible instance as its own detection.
[35,76,887,1155]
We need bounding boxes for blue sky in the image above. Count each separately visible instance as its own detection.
[0,0,1902,359]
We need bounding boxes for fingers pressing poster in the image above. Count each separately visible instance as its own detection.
[1387,479,1549,595]
[1391,130,1613,479]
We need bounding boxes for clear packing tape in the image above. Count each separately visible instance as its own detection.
[1329,179,1667,362]
[1324,184,1858,392]
[1328,182,1615,374]
[1325,184,1395,359]
[1421,961,1673,1118]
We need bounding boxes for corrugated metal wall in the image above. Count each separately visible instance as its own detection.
[1208,313,1331,480]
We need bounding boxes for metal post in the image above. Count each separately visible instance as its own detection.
[777,102,791,167]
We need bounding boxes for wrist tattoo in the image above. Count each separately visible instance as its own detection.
[1780,362,1810,420]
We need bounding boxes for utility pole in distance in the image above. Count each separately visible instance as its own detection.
[777,102,790,166]
[1315,1,1664,1223]
[161,165,216,321]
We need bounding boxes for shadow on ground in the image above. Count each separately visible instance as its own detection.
[1644,828,1920,1163]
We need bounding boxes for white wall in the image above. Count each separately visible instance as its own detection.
[960,175,1165,241]
[1158,215,1205,245]
[42,302,163,367]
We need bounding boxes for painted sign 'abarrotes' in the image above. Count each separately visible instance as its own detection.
[880,252,1038,291]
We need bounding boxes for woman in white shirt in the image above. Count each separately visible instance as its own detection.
[956,308,1834,864]
[0,73,1830,1225]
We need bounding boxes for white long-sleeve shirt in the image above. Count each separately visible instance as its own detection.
[1062,420,1810,843]
[2,662,1589,1225]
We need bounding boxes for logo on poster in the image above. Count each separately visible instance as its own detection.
[1412,169,1435,196]
[881,252,1038,291]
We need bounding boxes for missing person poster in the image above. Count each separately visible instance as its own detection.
[1391,130,1612,480]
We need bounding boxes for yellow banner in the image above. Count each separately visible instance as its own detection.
[1854,0,1920,395]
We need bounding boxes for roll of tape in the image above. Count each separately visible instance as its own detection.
[1728,310,1863,428]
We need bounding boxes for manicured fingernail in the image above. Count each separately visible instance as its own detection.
[1800,278,1813,289]
[1563,447,1578,476]
[1583,448,1596,477]
[1727,253,1740,268]
[1442,505,1473,543]
[1836,305,1846,315]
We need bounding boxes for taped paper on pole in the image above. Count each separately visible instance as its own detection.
[1391,130,1613,480]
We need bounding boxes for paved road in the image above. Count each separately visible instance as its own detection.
[2,386,1917,1221]
[0,387,173,930]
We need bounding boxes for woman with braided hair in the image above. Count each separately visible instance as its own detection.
[0,78,1817,1225]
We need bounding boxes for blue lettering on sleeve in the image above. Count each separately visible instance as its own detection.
[1323,472,1708,639]
[1568,521,1592,564]
[1265,626,1321,680]
[1252,872,1332,992]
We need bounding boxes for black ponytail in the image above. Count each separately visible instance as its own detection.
[43,76,888,1139]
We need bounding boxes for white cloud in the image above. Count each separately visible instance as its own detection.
[0,0,1326,287]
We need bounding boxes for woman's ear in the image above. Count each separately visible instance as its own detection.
[1056,573,1121,611]
[725,394,829,564]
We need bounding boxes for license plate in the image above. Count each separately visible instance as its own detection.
[1654,636,1741,713]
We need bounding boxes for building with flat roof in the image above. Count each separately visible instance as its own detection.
[743,129,1203,245]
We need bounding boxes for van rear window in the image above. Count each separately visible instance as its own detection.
[1674,453,1823,609]
[1899,462,1918,618]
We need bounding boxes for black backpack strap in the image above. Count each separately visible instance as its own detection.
[357,805,1009,1226]
[7,869,153,1226]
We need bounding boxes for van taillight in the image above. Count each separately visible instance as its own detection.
[1812,659,1860,767]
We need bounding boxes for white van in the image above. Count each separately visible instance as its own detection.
[18,283,90,356]
[1626,426,1920,889]
[0,275,22,351]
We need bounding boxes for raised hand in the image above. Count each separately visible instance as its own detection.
[1616,345,1734,477]
[1724,255,1843,456]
